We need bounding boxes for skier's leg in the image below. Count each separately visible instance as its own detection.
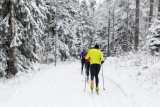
[81,58,85,74]
[82,60,85,73]
[90,64,96,90]
[86,62,90,81]
[95,65,100,91]
[90,64,96,80]
[89,64,91,80]
[95,72,99,87]
[81,59,83,74]
[86,62,89,76]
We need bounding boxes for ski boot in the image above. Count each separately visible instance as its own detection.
[90,80,94,91]
[96,87,99,95]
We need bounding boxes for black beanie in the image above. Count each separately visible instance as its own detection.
[95,44,99,49]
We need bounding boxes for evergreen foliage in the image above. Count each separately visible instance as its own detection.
[147,19,160,55]
[0,0,47,77]
[0,0,160,77]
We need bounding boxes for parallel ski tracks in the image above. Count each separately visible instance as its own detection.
[0,62,131,107]
[33,67,64,107]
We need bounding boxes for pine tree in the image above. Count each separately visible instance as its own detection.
[147,0,160,55]
[0,0,8,76]
[0,0,47,77]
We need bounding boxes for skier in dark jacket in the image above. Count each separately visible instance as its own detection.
[80,47,87,74]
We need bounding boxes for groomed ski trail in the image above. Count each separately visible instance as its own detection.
[0,61,133,107]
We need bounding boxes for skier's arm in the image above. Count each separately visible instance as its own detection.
[101,51,104,64]
[79,52,82,59]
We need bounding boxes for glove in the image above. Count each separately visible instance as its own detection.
[101,61,104,64]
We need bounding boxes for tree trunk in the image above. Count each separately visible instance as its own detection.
[125,0,129,52]
[149,0,154,27]
[107,9,110,57]
[134,0,140,51]
[33,0,39,54]
[0,4,2,19]
[112,8,115,55]
[46,14,51,63]
[10,0,18,75]
[89,28,93,48]
[36,0,39,7]
[158,0,160,20]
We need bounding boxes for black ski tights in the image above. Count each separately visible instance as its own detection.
[90,64,101,87]
[86,61,90,77]
[81,58,86,73]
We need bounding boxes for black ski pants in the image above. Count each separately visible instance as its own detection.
[81,57,86,73]
[86,61,90,77]
[90,64,101,87]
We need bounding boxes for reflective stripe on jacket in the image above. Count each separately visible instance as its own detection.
[85,49,104,64]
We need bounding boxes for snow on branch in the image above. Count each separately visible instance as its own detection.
[24,5,43,34]
[31,1,47,19]
[0,13,10,26]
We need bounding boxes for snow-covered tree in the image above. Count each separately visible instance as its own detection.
[46,0,82,62]
[0,0,47,77]
[147,19,160,55]
[147,0,160,55]
[45,0,96,62]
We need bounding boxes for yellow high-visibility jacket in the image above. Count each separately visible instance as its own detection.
[85,49,104,65]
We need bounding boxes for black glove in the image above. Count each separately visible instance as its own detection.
[101,61,104,64]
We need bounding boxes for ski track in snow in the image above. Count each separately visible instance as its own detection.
[0,62,132,107]
[103,75,128,97]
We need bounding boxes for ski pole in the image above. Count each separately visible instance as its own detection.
[102,64,105,90]
[84,69,87,92]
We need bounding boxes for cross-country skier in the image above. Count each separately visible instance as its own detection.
[85,44,104,93]
[80,47,87,74]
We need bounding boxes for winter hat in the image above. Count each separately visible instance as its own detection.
[94,44,99,49]
[82,47,85,50]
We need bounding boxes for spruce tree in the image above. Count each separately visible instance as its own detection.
[0,0,47,77]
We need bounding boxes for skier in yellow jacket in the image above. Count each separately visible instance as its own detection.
[85,44,104,93]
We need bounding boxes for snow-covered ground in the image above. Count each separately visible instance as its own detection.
[0,54,160,107]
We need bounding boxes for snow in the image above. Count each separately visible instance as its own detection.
[0,55,160,107]
[24,5,43,34]
[31,1,47,19]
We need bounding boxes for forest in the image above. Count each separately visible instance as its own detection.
[0,0,160,78]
